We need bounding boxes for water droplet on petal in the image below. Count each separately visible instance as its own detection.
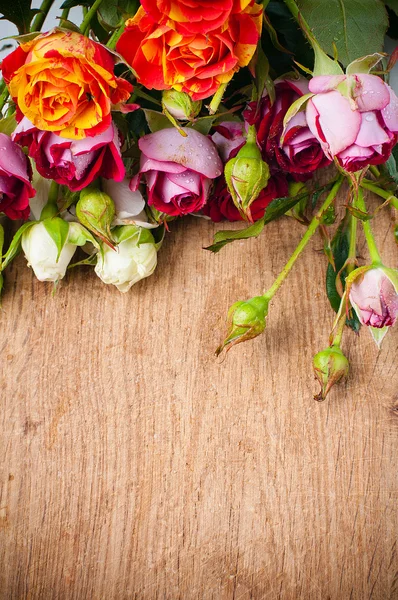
[365,114,374,122]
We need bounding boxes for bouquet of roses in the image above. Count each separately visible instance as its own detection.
[0,0,398,399]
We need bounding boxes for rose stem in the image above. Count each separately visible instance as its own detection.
[31,0,56,32]
[262,176,344,301]
[355,187,382,265]
[329,292,348,347]
[208,83,228,115]
[361,180,398,211]
[59,8,70,27]
[81,0,105,36]
[107,23,126,49]
[0,86,10,115]
[283,0,312,31]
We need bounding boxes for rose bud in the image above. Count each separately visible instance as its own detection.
[304,72,398,171]
[216,295,269,356]
[224,125,270,222]
[203,173,288,222]
[131,127,222,217]
[162,90,202,121]
[244,77,331,181]
[313,345,349,401]
[0,133,35,220]
[13,118,125,192]
[348,266,398,345]
[21,220,77,282]
[76,187,116,248]
[95,226,157,292]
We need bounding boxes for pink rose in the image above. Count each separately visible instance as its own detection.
[349,267,398,329]
[131,127,223,217]
[13,118,125,192]
[306,74,398,171]
[0,133,35,220]
[244,78,331,180]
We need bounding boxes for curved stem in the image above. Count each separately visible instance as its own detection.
[31,0,56,31]
[361,180,398,211]
[355,187,382,264]
[80,0,105,35]
[347,211,357,275]
[209,82,228,115]
[0,86,10,115]
[283,0,312,33]
[330,292,347,347]
[263,176,344,301]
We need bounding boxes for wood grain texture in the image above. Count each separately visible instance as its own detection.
[0,189,397,600]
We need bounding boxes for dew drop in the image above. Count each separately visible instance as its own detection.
[365,114,374,122]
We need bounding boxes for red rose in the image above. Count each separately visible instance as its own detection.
[140,0,254,34]
[203,174,288,222]
[244,77,330,180]
[116,5,262,101]
[0,133,35,220]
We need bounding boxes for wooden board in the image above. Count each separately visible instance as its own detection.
[0,190,397,599]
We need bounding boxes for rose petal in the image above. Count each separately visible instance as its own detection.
[355,112,390,147]
[354,74,390,112]
[381,84,398,132]
[138,127,222,178]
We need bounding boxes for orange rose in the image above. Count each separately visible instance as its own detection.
[140,0,254,34]
[1,30,132,140]
[116,5,262,101]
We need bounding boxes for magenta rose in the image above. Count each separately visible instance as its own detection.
[244,78,331,180]
[0,133,35,220]
[13,117,125,192]
[203,174,288,222]
[349,267,398,329]
[306,74,398,171]
[131,127,223,217]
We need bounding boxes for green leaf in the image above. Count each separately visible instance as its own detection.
[297,0,389,67]
[0,0,39,34]
[325,220,361,333]
[1,221,34,270]
[97,0,138,29]
[68,222,99,249]
[43,218,69,262]
[253,44,275,109]
[143,109,173,133]
[0,113,17,136]
[205,190,309,253]
[385,0,398,16]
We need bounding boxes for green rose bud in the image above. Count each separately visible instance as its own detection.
[313,345,349,401]
[162,90,202,121]
[224,125,270,222]
[76,186,115,249]
[216,295,269,356]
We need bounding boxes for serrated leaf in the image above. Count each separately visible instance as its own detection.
[43,218,69,262]
[97,0,138,30]
[297,0,389,67]
[325,220,361,332]
[1,221,34,270]
[0,0,38,34]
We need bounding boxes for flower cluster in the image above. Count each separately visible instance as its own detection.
[0,0,398,398]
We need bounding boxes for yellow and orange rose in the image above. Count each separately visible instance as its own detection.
[140,0,254,34]
[116,4,262,101]
[1,30,132,139]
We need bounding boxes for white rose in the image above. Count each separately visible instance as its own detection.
[21,222,77,282]
[95,234,157,292]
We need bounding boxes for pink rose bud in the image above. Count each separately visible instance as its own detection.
[306,73,398,171]
[349,266,398,344]
[13,118,125,192]
[0,132,35,220]
[131,127,223,217]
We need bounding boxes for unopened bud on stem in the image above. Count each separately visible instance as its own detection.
[76,186,116,249]
[216,295,269,356]
[312,345,349,401]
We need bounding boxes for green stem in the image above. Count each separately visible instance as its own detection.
[355,187,382,264]
[59,7,70,26]
[330,292,347,347]
[346,210,358,275]
[283,0,312,32]
[369,165,380,179]
[107,22,126,49]
[0,86,10,115]
[361,180,398,211]
[263,176,344,300]
[209,82,228,115]
[80,0,105,35]
[31,0,56,31]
